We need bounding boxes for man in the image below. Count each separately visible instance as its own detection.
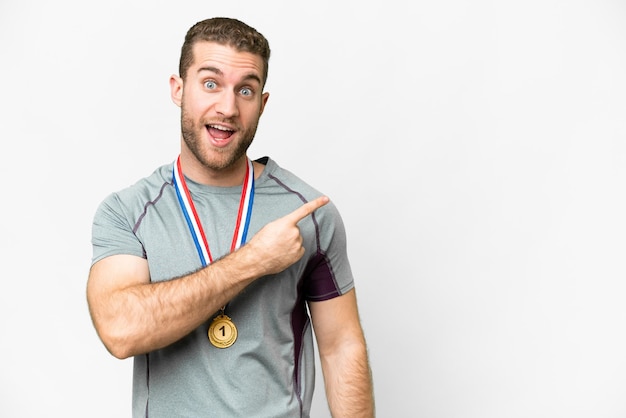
[87,17,374,417]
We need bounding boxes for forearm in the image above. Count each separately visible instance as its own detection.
[89,246,264,359]
[322,341,375,417]
[89,198,324,359]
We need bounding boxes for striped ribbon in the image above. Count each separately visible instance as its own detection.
[172,156,255,266]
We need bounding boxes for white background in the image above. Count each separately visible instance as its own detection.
[1,1,626,417]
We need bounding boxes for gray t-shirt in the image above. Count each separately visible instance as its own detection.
[91,156,354,418]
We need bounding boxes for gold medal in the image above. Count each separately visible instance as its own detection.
[174,157,253,350]
[208,313,238,348]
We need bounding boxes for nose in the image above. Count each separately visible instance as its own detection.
[215,90,239,118]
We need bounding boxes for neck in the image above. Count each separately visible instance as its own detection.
[179,152,249,187]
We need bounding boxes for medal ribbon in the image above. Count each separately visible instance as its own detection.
[172,156,255,267]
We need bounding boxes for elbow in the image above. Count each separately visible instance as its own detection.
[105,342,135,360]
[89,307,144,359]
[96,323,140,360]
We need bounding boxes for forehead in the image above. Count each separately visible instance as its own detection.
[190,42,264,80]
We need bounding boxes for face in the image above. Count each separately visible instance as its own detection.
[170,42,269,174]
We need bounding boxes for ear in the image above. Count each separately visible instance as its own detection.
[259,92,270,116]
[170,75,183,107]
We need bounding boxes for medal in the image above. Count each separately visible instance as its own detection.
[173,156,254,348]
[208,312,238,348]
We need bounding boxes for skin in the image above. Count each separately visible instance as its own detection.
[171,42,268,186]
[86,41,374,417]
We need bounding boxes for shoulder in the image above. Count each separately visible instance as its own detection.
[256,157,323,201]
[116,163,173,201]
[94,162,174,222]
[255,156,345,230]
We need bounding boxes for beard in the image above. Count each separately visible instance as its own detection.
[180,106,258,171]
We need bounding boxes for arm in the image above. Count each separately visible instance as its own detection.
[310,289,375,417]
[87,196,330,359]
[87,246,262,359]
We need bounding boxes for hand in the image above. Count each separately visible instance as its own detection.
[246,196,330,275]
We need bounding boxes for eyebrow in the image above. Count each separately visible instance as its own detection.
[197,66,262,85]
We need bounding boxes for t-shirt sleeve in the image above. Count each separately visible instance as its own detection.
[91,193,146,265]
[303,201,355,301]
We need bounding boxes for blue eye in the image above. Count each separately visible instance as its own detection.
[240,87,252,96]
[204,81,217,89]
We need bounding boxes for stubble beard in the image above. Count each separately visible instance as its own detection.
[180,107,258,172]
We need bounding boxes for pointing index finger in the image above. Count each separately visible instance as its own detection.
[285,196,330,224]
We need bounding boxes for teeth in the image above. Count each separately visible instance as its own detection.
[209,124,233,132]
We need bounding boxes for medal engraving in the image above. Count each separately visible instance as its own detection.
[208,314,238,348]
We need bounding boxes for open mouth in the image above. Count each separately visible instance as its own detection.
[207,124,235,140]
